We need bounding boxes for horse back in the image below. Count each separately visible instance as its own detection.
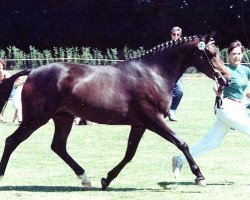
[22,62,171,124]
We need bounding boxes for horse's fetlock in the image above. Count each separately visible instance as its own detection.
[192,164,199,171]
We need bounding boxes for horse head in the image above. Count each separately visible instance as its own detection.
[194,33,231,87]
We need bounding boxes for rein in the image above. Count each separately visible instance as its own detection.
[197,40,218,77]
[198,40,225,113]
[213,79,224,114]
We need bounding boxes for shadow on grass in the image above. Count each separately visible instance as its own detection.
[158,180,237,190]
[0,185,163,192]
[158,181,194,190]
[1,182,242,193]
[0,186,89,192]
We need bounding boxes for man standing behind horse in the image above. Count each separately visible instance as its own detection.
[168,26,184,121]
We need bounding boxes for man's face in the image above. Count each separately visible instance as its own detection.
[171,31,181,40]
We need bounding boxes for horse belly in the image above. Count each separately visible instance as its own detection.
[69,101,129,124]
[83,108,128,125]
[64,92,131,125]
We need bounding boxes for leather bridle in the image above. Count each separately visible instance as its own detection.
[197,39,229,112]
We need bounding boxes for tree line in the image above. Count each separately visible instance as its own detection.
[0,0,249,52]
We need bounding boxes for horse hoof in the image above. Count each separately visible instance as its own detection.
[195,178,207,187]
[101,178,109,190]
[77,173,91,189]
[80,180,91,189]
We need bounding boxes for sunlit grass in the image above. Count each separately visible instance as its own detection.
[0,75,250,200]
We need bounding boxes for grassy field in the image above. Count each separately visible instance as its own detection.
[0,75,250,200]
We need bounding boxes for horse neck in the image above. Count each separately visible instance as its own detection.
[142,51,189,83]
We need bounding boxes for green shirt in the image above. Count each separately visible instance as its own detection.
[223,64,250,100]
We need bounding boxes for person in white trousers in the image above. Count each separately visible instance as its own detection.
[172,40,250,180]
[12,76,25,123]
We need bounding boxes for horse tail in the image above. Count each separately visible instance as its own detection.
[0,69,32,113]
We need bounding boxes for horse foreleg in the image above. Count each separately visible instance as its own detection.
[146,116,206,186]
[101,126,145,190]
[0,120,46,179]
[51,111,90,189]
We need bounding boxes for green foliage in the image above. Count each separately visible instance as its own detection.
[80,47,93,65]
[0,49,6,59]
[2,46,250,71]
[6,46,26,70]
[93,48,104,65]
[243,49,250,63]
[42,49,53,65]
[219,48,228,63]
[106,48,118,64]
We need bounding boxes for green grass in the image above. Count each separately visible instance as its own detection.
[0,75,250,200]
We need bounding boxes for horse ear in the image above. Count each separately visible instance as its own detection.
[202,32,216,43]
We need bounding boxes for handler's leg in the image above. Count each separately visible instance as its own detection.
[217,108,250,137]
[174,119,230,172]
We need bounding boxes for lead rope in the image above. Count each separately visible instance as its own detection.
[197,41,224,114]
[214,78,224,114]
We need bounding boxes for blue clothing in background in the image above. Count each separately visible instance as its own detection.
[171,77,183,110]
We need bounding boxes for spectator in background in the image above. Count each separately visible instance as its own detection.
[168,26,184,121]
[0,59,11,122]
[12,76,25,123]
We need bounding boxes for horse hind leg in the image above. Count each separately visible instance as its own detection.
[0,118,48,180]
[101,126,145,190]
[51,111,91,189]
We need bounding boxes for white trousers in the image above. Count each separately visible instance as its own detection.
[179,98,250,164]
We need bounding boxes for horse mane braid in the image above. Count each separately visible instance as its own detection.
[131,35,200,60]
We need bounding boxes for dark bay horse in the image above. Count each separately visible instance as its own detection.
[0,34,230,189]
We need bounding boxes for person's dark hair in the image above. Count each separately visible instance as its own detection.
[0,59,6,70]
[227,40,245,54]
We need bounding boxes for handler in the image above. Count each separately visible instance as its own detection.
[172,40,250,178]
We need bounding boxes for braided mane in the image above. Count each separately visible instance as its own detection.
[131,35,201,60]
